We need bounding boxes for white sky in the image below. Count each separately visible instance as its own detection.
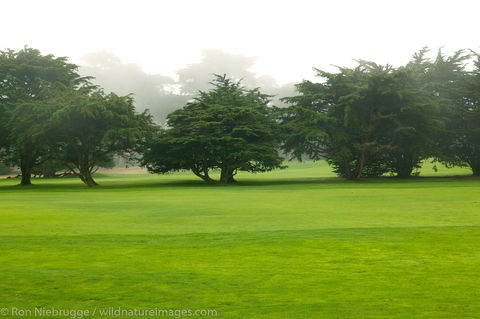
[2,0,479,85]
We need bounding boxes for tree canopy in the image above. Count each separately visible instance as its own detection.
[142,74,283,184]
[0,47,155,186]
[0,47,87,185]
[47,87,155,186]
[279,52,441,179]
[435,51,480,175]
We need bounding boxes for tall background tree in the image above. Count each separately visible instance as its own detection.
[79,51,185,124]
[79,49,295,125]
[142,75,283,184]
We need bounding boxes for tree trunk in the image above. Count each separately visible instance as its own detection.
[355,151,366,180]
[219,167,236,184]
[20,165,32,185]
[193,171,216,184]
[470,160,480,176]
[84,173,98,187]
[20,157,33,186]
[343,157,353,180]
[396,166,413,178]
[395,158,414,178]
[78,168,98,187]
[394,153,414,178]
[192,167,216,184]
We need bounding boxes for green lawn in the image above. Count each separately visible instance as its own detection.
[0,161,479,318]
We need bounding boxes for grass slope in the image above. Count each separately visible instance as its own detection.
[0,161,479,318]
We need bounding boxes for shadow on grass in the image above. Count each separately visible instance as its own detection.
[2,225,478,244]
[0,174,478,192]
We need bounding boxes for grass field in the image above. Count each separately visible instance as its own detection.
[1,161,479,318]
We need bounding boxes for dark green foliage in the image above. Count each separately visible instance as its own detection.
[0,47,156,187]
[436,51,480,175]
[0,47,88,185]
[48,88,155,186]
[280,54,439,179]
[460,54,480,175]
[378,53,440,178]
[142,75,284,184]
[280,64,391,179]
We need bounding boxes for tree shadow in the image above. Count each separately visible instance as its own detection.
[0,174,478,192]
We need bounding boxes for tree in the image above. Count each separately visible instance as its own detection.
[0,47,86,185]
[142,128,218,184]
[280,54,439,179]
[378,50,440,178]
[280,63,394,179]
[438,51,480,175]
[142,75,283,184]
[48,88,155,186]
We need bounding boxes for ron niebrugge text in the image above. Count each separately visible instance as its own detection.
[0,307,218,318]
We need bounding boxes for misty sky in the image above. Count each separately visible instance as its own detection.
[3,0,480,85]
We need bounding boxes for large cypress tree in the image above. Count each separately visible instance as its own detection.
[0,47,87,185]
[279,54,439,179]
[48,88,155,187]
[142,75,283,184]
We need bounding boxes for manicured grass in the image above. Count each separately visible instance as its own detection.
[0,161,479,318]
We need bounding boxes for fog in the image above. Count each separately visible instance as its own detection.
[80,51,184,121]
[4,0,480,84]
[79,49,296,122]
[2,0,480,121]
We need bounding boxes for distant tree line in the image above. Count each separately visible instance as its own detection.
[1,47,480,186]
